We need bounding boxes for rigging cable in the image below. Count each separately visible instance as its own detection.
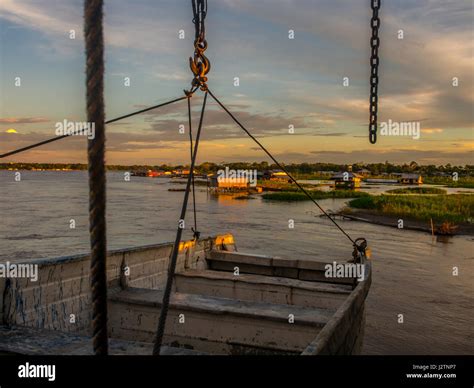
[187,96,200,239]
[0,96,188,159]
[152,92,208,355]
[207,89,357,246]
[84,0,108,355]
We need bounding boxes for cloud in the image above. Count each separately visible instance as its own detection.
[142,104,317,142]
[0,0,192,57]
[421,128,443,134]
[1,0,471,165]
[308,148,473,165]
[312,132,347,137]
[0,117,50,124]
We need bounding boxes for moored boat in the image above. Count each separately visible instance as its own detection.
[0,234,371,355]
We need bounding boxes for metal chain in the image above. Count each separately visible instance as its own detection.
[189,0,210,91]
[369,0,381,144]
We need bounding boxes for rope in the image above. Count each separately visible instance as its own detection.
[187,97,200,239]
[0,96,187,159]
[207,89,357,246]
[369,0,381,144]
[152,92,208,355]
[84,0,108,355]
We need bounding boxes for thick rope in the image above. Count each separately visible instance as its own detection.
[207,89,357,246]
[152,92,208,355]
[85,0,108,355]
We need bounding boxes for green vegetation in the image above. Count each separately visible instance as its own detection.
[262,190,369,201]
[424,176,474,189]
[349,194,474,223]
[257,180,318,192]
[446,182,474,189]
[386,187,447,195]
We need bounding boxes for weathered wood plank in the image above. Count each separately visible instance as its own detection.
[108,288,333,353]
[208,251,354,285]
[174,270,350,309]
[301,262,372,355]
[1,236,227,332]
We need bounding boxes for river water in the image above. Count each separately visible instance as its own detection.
[1,170,473,354]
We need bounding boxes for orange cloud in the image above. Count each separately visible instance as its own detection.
[0,117,49,124]
[421,128,443,134]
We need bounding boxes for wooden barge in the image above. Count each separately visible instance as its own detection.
[0,234,371,355]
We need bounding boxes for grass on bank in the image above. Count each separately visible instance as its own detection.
[348,194,474,223]
[257,180,319,191]
[262,190,370,201]
[423,176,474,189]
[446,181,474,189]
[386,187,447,195]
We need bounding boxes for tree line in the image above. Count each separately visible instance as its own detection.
[1,161,473,176]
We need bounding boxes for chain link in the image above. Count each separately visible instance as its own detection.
[369,0,381,144]
[189,0,210,91]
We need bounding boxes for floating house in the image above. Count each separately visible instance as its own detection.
[131,169,147,177]
[207,174,250,192]
[263,169,290,181]
[355,168,371,176]
[331,172,362,189]
[147,170,164,177]
[398,174,423,185]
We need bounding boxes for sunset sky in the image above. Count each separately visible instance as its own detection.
[0,0,472,165]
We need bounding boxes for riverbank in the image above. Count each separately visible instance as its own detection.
[345,194,474,236]
[338,208,474,236]
[348,194,473,223]
[262,186,474,235]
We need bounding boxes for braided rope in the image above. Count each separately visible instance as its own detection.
[85,0,108,355]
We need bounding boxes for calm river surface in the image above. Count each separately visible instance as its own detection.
[1,171,473,355]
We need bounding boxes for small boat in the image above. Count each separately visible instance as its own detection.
[0,234,371,355]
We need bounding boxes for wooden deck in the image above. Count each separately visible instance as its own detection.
[0,326,205,355]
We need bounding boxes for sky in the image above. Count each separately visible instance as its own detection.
[0,0,472,166]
